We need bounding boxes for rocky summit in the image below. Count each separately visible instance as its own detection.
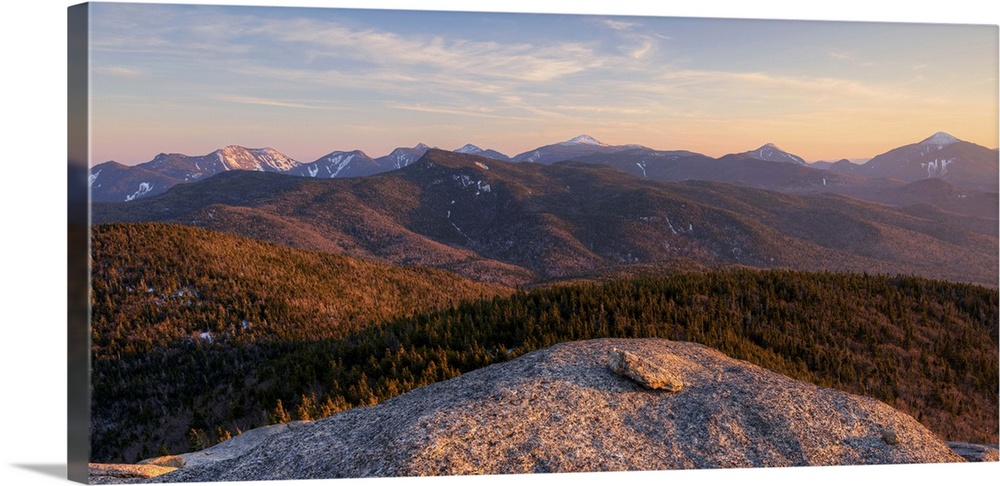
[136,338,963,482]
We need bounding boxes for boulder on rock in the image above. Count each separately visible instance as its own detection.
[608,348,683,391]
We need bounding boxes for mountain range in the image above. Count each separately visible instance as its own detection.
[92,148,998,287]
[89,132,998,203]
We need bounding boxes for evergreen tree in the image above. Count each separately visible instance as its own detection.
[270,399,291,425]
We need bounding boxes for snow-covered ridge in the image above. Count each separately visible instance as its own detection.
[748,143,805,165]
[455,144,483,154]
[559,134,608,147]
[214,145,301,172]
[249,147,301,172]
[322,152,357,178]
[383,144,432,169]
[919,132,960,148]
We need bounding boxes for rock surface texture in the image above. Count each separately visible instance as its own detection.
[88,464,177,484]
[146,338,965,482]
[946,442,1000,462]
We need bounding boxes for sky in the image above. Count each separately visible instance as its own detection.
[87,2,998,165]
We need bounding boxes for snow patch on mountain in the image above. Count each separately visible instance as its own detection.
[217,146,258,171]
[125,182,153,202]
[455,144,483,154]
[213,146,300,172]
[525,151,542,162]
[749,143,806,165]
[316,153,357,178]
[452,174,491,195]
[385,144,431,169]
[250,147,301,172]
[920,132,960,148]
[922,158,954,178]
[559,135,608,147]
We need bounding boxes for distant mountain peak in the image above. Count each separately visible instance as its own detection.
[920,132,960,147]
[387,143,432,155]
[559,134,608,147]
[218,145,250,154]
[747,143,805,165]
[379,143,434,170]
[213,145,299,172]
[455,144,483,154]
[451,144,511,162]
[318,148,366,158]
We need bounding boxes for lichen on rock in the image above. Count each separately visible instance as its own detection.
[138,456,186,468]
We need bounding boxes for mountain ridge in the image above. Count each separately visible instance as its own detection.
[92,149,999,287]
[90,132,997,203]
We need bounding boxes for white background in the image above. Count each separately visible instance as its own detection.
[2,1,997,485]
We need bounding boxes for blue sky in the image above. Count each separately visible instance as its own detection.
[88,1,998,165]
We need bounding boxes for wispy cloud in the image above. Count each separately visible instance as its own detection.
[216,95,342,110]
[388,103,537,121]
[552,105,653,115]
[89,6,927,120]
[828,50,855,60]
[641,69,912,102]
[91,8,624,111]
[603,19,637,31]
[93,66,143,78]
[628,38,656,60]
[262,20,605,83]
[728,71,891,99]
[87,4,999,163]
[593,17,661,63]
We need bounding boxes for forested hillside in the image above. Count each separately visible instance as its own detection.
[91,223,512,352]
[90,225,999,463]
